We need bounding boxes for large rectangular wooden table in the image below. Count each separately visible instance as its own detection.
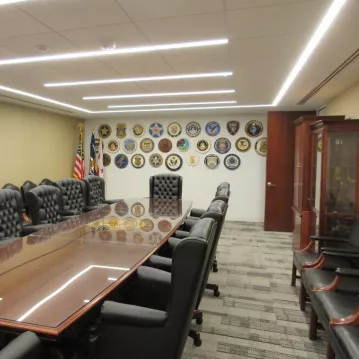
[0,198,191,337]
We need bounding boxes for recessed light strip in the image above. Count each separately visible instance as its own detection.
[108,100,237,108]
[0,38,229,66]
[273,0,346,105]
[0,0,26,4]
[93,104,273,114]
[83,89,235,100]
[44,72,233,87]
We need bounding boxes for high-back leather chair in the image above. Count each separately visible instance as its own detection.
[149,174,183,200]
[2,183,20,192]
[39,178,55,186]
[98,237,207,359]
[82,175,119,211]
[54,178,86,216]
[27,185,63,225]
[149,198,182,218]
[213,186,231,204]
[0,331,47,359]
[217,182,230,190]
[21,181,37,214]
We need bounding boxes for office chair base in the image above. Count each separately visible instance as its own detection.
[193,310,203,325]
[212,259,218,273]
[189,329,202,347]
[206,283,220,297]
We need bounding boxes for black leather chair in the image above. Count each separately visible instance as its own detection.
[82,175,119,212]
[54,178,87,216]
[217,182,230,190]
[2,183,20,192]
[39,178,55,186]
[149,198,182,218]
[149,174,183,200]
[0,332,47,359]
[291,220,359,291]
[177,200,228,286]
[97,237,207,359]
[20,181,37,215]
[26,185,67,225]
[0,189,50,245]
[327,325,359,359]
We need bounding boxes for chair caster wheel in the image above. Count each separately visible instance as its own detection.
[213,267,218,273]
[196,317,203,325]
[193,333,202,347]
[214,289,220,297]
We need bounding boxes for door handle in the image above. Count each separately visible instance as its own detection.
[267,182,276,187]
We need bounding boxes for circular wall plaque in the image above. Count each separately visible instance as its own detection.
[140,219,154,232]
[224,154,241,170]
[131,154,145,169]
[255,137,267,157]
[149,122,164,138]
[187,155,199,166]
[204,154,220,170]
[98,124,112,139]
[158,220,172,233]
[245,120,263,137]
[177,138,190,152]
[158,138,172,153]
[103,153,111,167]
[205,121,221,136]
[133,124,145,137]
[165,154,183,171]
[196,139,210,153]
[114,154,129,169]
[123,138,137,153]
[149,153,163,168]
[107,139,119,153]
[214,138,231,154]
[115,201,128,216]
[140,138,154,153]
[131,202,145,217]
[186,122,201,137]
[235,137,251,152]
[167,122,182,137]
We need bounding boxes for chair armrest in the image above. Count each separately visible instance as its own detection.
[190,208,206,218]
[101,301,167,328]
[335,268,359,278]
[146,255,172,273]
[22,224,52,235]
[182,218,198,231]
[321,247,359,254]
[310,235,349,243]
[174,230,190,239]
[322,250,359,259]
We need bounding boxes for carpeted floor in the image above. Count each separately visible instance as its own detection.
[183,221,327,359]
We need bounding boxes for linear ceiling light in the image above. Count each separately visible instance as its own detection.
[272,0,346,106]
[93,104,273,114]
[108,100,237,108]
[0,38,228,66]
[44,72,233,87]
[83,89,235,100]
[0,84,91,113]
[0,0,26,4]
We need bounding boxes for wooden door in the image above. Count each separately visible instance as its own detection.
[264,111,315,232]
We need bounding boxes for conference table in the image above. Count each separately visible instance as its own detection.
[0,198,192,338]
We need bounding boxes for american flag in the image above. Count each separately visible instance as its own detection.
[73,126,85,180]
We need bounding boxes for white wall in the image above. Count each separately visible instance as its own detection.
[85,114,267,222]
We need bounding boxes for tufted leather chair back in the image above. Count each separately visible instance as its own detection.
[213,186,231,204]
[217,182,230,191]
[149,198,182,218]
[21,181,37,209]
[0,189,23,240]
[149,174,183,200]
[82,175,105,206]
[39,178,55,186]
[2,183,20,192]
[54,178,86,213]
[27,186,62,225]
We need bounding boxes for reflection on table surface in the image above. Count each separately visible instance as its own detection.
[0,198,191,334]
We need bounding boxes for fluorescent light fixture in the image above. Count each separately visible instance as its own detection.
[84,300,90,303]
[17,265,129,321]
[0,38,228,66]
[83,89,235,100]
[108,277,117,281]
[273,0,346,106]
[44,72,233,87]
[0,84,91,113]
[0,0,26,4]
[108,100,237,108]
[93,104,273,114]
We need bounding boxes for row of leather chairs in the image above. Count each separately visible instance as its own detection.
[291,220,359,359]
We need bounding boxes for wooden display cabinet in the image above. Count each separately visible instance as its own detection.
[292,116,345,250]
[309,119,359,239]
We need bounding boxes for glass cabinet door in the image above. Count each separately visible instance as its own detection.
[310,132,323,212]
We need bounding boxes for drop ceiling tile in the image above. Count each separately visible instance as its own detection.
[136,13,227,43]
[226,0,329,39]
[19,0,131,31]
[60,23,149,51]
[116,0,223,21]
[0,33,78,57]
[225,0,316,11]
[0,7,50,39]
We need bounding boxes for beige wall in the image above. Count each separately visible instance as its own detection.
[326,81,359,118]
[0,102,80,188]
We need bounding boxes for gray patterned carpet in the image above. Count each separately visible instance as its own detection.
[183,221,327,359]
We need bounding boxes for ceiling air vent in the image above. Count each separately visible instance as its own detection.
[298,47,359,105]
